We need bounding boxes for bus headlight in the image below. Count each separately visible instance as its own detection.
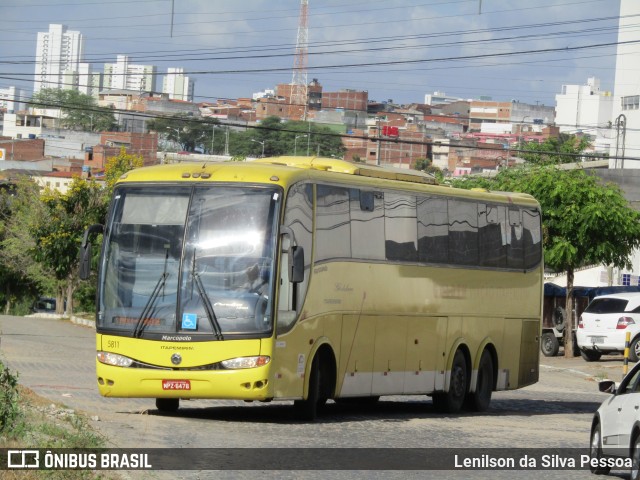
[97,351,134,367]
[221,356,270,369]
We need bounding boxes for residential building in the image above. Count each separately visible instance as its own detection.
[83,132,158,171]
[611,0,640,168]
[555,77,613,153]
[0,86,28,113]
[162,68,194,102]
[321,89,368,112]
[424,91,466,105]
[34,24,84,93]
[103,55,157,93]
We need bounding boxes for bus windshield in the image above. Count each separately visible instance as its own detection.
[98,184,280,339]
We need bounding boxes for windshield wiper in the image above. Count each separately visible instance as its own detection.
[133,272,168,338]
[192,270,224,340]
[190,251,223,340]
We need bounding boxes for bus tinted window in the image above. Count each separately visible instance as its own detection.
[449,199,479,266]
[350,189,385,260]
[385,193,418,262]
[478,204,507,268]
[523,208,542,269]
[507,208,524,269]
[417,196,449,263]
[316,185,351,261]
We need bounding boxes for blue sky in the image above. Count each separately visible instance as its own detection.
[0,0,621,107]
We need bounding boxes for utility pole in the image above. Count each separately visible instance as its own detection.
[615,114,626,169]
[224,126,230,156]
[291,0,309,121]
[376,116,381,166]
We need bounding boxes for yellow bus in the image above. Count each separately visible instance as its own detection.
[80,156,543,420]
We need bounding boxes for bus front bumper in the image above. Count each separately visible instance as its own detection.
[96,361,273,400]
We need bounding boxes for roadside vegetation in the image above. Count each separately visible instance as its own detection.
[1,359,117,479]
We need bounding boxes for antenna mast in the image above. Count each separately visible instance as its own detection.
[291,0,309,120]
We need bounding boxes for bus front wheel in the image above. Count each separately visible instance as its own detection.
[155,398,179,413]
[432,349,468,414]
[293,356,328,421]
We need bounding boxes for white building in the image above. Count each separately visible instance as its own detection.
[424,91,466,106]
[34,24,84,93]
[611,0,640,168]
[162,68,194,101]
[0,86,28,113]
[103,55,157,93]
[555,77,614,153]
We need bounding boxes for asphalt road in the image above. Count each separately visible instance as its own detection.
[0,314,634,480]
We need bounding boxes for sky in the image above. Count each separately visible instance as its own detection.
[0,0,624,108]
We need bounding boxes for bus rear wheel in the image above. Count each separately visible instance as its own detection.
[155,398,179,413]
[432,349,468,414]
[293,356,328,421]
[464,350,494,412]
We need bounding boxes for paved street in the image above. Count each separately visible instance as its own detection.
[0,314,634,479]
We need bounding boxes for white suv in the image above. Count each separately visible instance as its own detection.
[577,292,640,362]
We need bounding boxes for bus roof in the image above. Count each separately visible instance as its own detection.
[116,156,539,207]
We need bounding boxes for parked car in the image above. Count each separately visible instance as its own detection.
[541,284,640,357]
[31,297,57,313]
[577,292,640,362]
[589,361,640,478]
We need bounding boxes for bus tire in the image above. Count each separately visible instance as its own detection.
[432,349,468,414]
[293,355,327,421]
[155,398,179,413]
[465,350,493,412]
[541,332,560,357]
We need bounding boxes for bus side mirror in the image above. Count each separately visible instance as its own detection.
[289,246,304,283]
[79,224,104,280]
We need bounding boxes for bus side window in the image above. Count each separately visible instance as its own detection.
[350,189,384,260]
[316,185,351,261]
[507,208,524,269]
[478,204,506,268]
[522,208,542,269]
[417,196,448,264]
[448,199,479,266]
[385,193,417,262]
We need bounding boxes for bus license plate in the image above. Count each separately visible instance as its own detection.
[162,380,191,391]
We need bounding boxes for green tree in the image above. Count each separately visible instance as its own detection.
[230,117,346,158]
[147,115,217,153]
[452,165,640,358]
[519,134,591,165]
[31,178,107,315]
[104,147,145,191]
[31,88,116,132]
[413,157,443,182]
[0,181,47,314]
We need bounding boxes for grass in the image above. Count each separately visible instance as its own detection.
[0,360,120,479]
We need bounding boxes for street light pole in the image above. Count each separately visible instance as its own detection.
[295,134,307,156]
[251,139,265,157]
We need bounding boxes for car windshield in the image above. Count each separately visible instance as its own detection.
[98,184,280,339]
[584,298,630,315]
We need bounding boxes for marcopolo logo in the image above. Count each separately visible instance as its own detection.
[7,450,40,469]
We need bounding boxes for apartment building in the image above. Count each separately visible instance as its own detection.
[103,55,157,93]
[162,68,195,102]
[611,0,640,168]
[555,77,613,153]
[34,24,84,93]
